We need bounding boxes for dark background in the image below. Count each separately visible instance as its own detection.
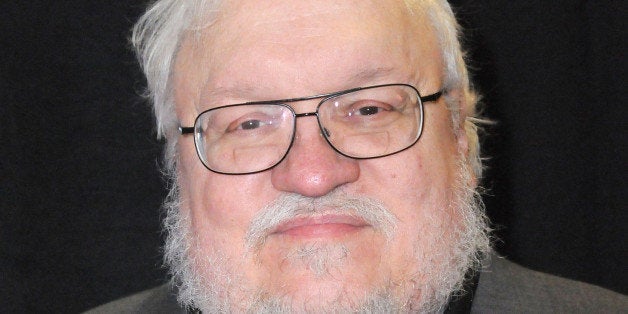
[1,1,626,312]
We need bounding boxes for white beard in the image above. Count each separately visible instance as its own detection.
[162,157,491,313]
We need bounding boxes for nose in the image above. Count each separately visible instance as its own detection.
[271,116,360,197]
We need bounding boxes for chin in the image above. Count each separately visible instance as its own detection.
[239,232,386,308]
[165,159,492,313]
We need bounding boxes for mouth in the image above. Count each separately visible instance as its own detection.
[271,214,371,239]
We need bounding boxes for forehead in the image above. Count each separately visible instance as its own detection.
[174,0,442,105]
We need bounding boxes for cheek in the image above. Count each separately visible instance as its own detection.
[352,109,462,268]
[374,152,457,242]
[178,140,277,254]
[359,128,459,214]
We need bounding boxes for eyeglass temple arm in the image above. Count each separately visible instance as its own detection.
[180,126,194,134]
[420,90,443,103]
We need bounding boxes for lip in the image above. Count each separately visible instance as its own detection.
[271,214,370,238]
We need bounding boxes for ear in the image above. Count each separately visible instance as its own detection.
[443,88,469,150]
[448,88,479,188]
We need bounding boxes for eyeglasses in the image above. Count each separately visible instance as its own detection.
[179,83,442,175]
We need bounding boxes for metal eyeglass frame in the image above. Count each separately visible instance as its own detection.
[179,83,443,175]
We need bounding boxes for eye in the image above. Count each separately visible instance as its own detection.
[357,106,385,116]
[350,101,393,117]
[238,119,265,130]
[227,117,272,132]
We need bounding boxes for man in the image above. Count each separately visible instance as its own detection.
[89,0,627,312]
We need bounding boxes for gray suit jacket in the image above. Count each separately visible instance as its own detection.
[471,256,627,313]
[87,256,627,313]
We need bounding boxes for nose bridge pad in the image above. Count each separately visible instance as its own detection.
[294,112,323,139]
[322,127,331,138]
[292,113,333,154]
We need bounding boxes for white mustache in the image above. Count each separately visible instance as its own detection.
[245,190,398,250]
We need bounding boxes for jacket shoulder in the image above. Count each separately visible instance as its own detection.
[84,284,185,314]
[472,256,628,313]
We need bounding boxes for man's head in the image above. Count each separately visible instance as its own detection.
[133,0,491,312]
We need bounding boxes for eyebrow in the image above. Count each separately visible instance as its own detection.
[202,66,399,105]
[347,66,396,84]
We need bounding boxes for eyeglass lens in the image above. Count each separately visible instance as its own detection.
[193,84,423,174]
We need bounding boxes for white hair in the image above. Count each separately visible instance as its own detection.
[132,0,485,178]
[162,153,491,312]
[132,2,492,311]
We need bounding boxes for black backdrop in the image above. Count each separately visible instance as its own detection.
[1,1,626,312]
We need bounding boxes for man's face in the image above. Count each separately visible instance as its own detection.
[171,0,481,311]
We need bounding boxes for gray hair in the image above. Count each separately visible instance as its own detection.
[132,0,483,178]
